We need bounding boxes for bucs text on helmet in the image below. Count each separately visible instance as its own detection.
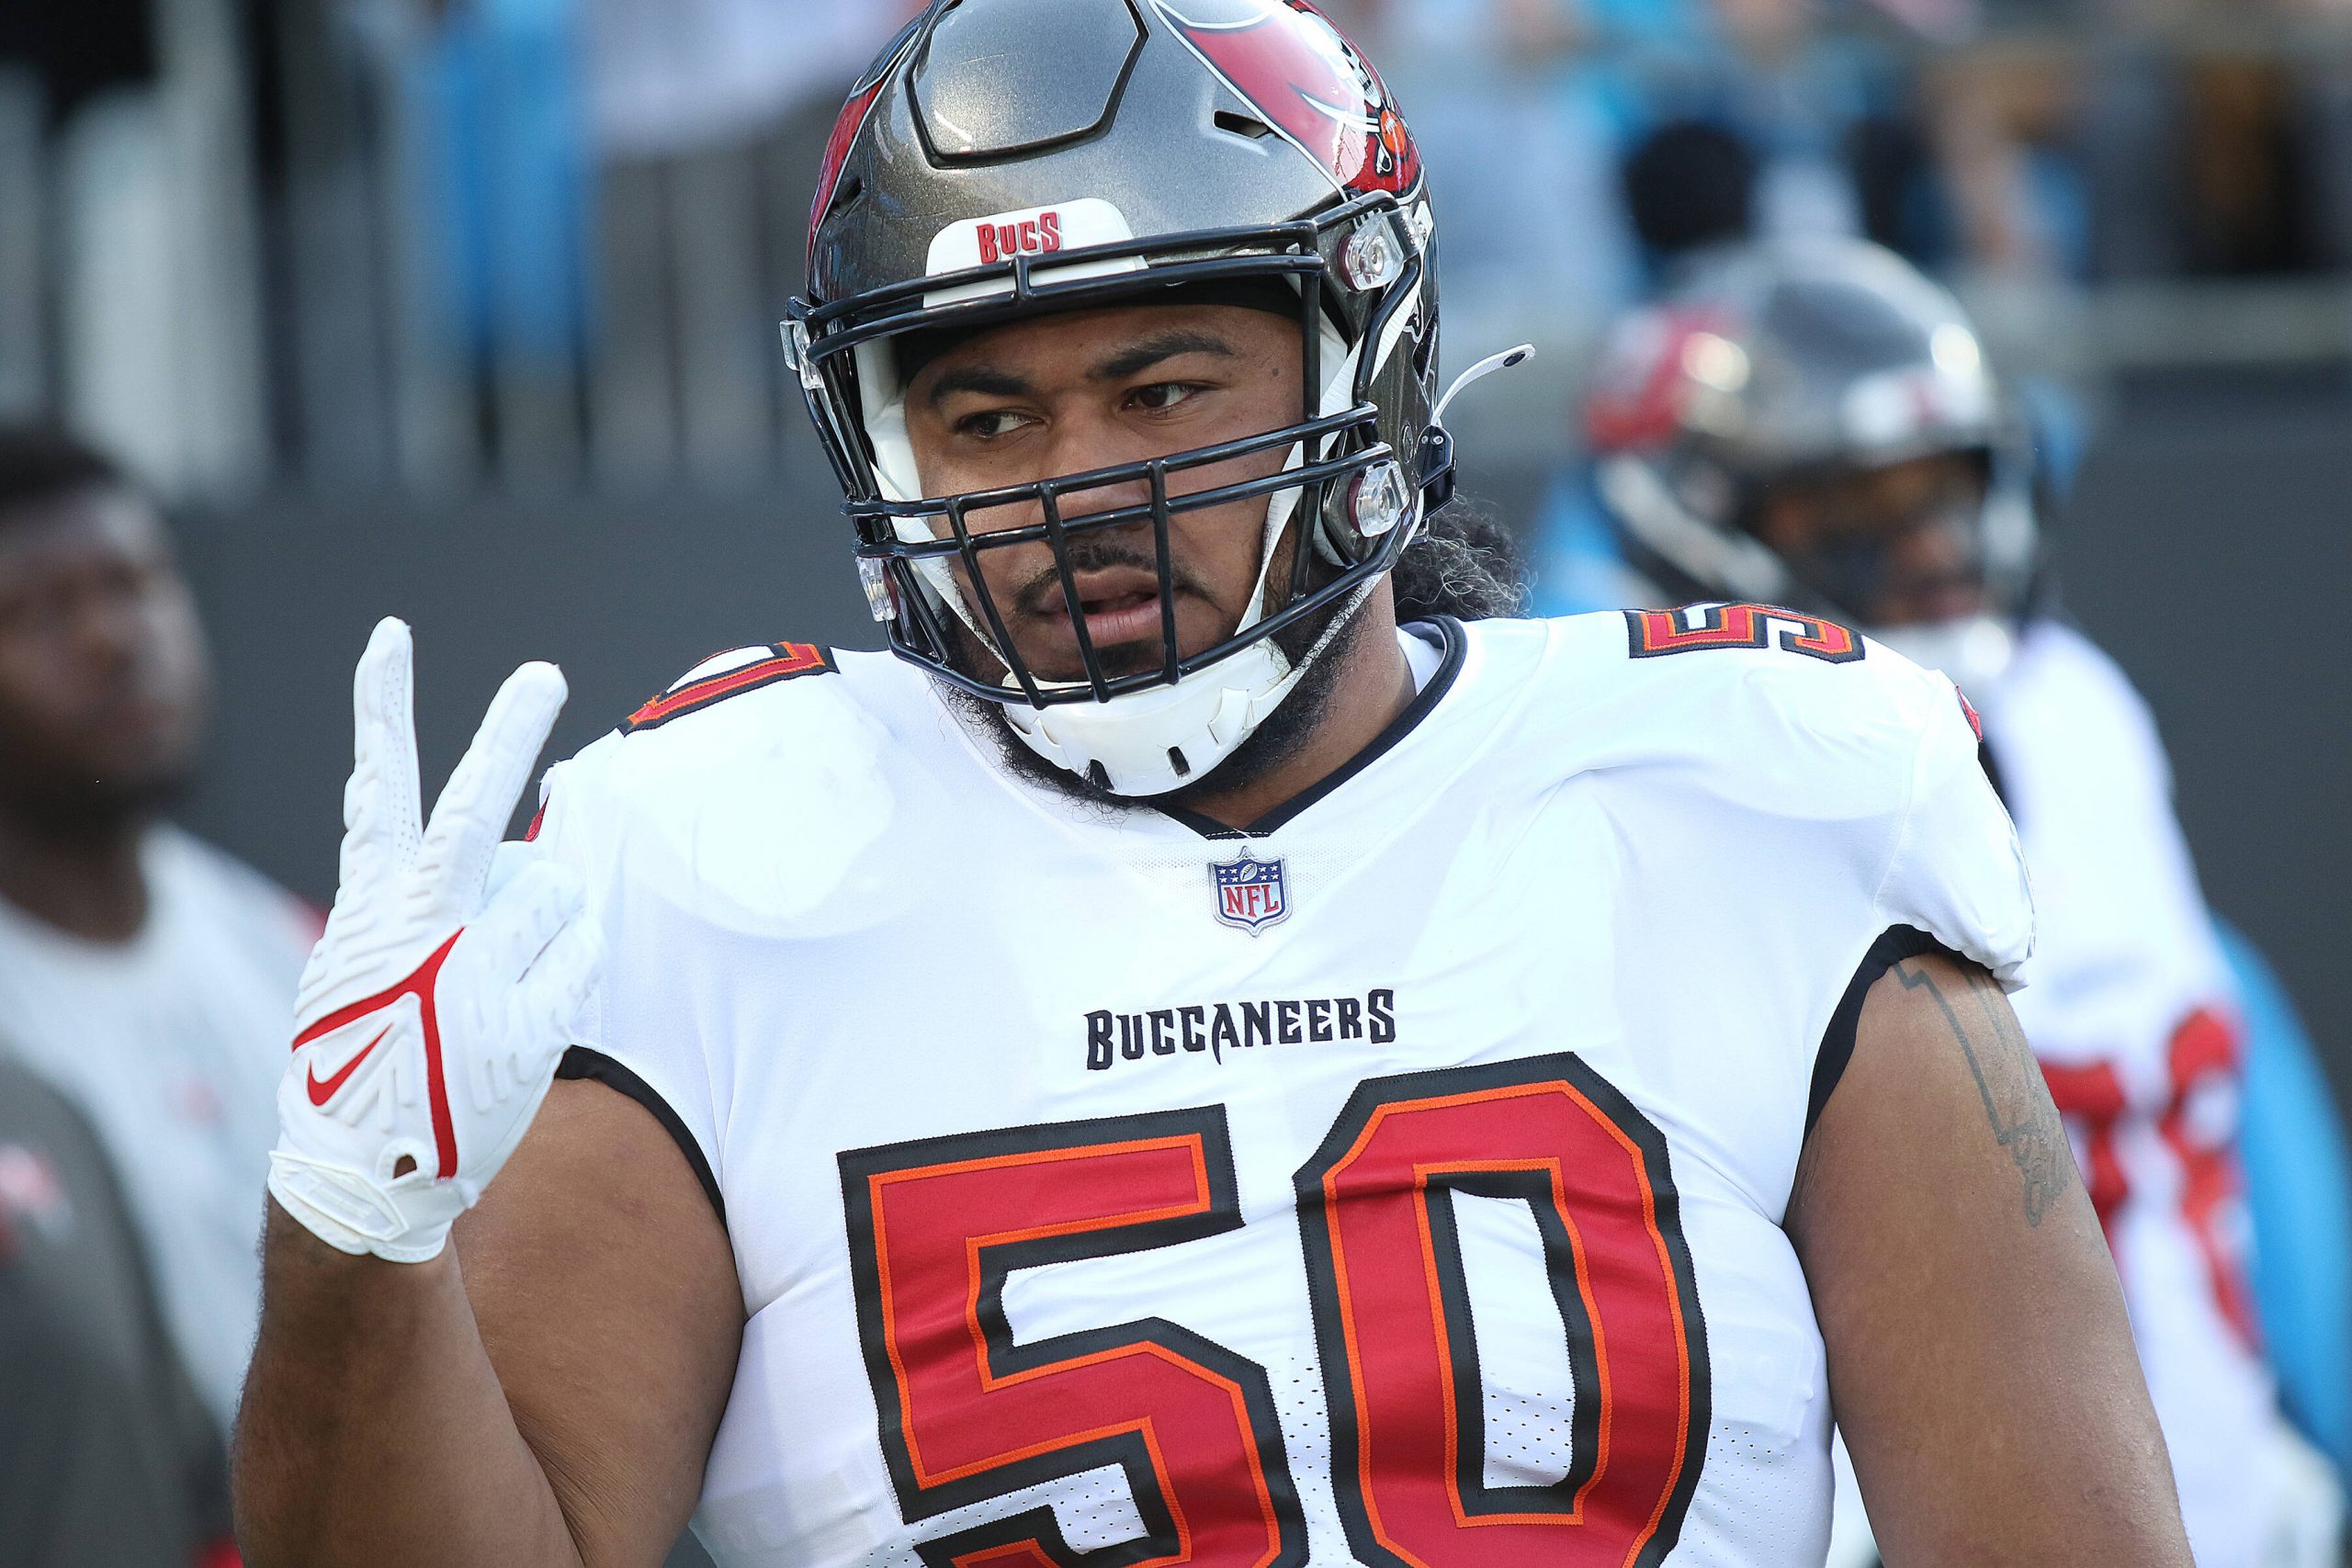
[784,0,1453,797]
[1584,237,2042,691]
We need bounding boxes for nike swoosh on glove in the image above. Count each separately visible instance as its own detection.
[268,617,603,1264]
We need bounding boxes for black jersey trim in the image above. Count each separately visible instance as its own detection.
[1808,925,1964,1137]
[556,1047,726,1226]
[1976,735,2011,813]
[1151,616,1467,840]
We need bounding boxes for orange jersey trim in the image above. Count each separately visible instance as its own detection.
[620,641,833,732]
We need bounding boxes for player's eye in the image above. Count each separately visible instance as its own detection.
[1126,381,1204,413]
[954,408,1036,440]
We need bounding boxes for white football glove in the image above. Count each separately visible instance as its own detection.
[268,617,603,1264]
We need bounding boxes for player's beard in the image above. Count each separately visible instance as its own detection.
[932,581,1368,820]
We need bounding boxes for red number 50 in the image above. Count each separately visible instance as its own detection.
[840,1055,1709,1568]
[1296,1055,1710,1568]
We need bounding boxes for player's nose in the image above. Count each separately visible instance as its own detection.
[1036,412,1158,526]
[1052,470,1155,531]
[1883,520,1986,623]
[954,458,1153,545]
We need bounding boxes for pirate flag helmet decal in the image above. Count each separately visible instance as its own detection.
[786,0,1454,799]
[1153,0,1423,197]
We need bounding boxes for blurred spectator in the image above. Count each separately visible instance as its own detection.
[0,0,155,130]
[555,0,918,481]
[2079,44,2352,278]
[1622,117,1759,260]
[1584,0,1912,258]
[1366,0,1642,336]
[1568,0,2109,285]
[0,0,265,492]
[0,1052,237,1568]
[413,0,595,381]
[1927,43,2087,277]
[0,425,311,1433]
[581,0,914,158]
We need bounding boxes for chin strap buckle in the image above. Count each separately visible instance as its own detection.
[1418,426,1456,513]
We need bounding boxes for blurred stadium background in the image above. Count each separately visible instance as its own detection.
[3,0,2345,1205]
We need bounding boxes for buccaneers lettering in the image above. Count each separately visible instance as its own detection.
[1086,988,1396,1070]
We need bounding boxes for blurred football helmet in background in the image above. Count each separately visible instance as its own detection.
[1585,236,2042,692]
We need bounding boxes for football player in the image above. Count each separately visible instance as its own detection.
[1557,233,2344,1565]
[232,5,2194,1566]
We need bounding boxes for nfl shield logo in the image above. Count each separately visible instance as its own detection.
[1211,852,1290,933]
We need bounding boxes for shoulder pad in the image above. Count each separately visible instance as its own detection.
[619,641,834,734]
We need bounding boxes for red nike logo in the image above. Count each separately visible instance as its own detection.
[306,1023,390,1106]
[290,930,466,1176]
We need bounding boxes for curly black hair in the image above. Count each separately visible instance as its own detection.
[1391,500,1529,624]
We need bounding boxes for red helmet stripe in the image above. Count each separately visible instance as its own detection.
[810,79,888,270]
[808,21,923,274]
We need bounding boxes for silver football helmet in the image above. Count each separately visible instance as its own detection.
[786,0,1453,796]
[1585,237,2041,692]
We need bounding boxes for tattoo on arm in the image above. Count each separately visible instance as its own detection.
[1894,960,2074,1225]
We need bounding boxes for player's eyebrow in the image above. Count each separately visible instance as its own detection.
[1089,330,1238,383]
[925,331,1238,409]
[925,367,1035,409]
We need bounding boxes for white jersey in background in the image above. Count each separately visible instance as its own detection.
[531,608,2031,1568]
[0,824,313,1431]
[1826,616,2333,1568]
[1996,621,2318,1566]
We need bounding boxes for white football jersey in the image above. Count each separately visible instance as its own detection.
[531,608,2031,1568]
[1988,621,2280,1568]
[0,825,313,1433]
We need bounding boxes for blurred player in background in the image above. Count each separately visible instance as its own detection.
[1548,234,2347,1565]
[0,425,312,1435]
[0,1049,237,1568]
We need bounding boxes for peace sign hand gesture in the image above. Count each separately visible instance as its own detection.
[268,618,603,1264]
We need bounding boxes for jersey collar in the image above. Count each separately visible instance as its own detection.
[1151,616,1467,840]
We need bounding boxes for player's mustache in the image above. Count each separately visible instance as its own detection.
[1007,536,1215,620]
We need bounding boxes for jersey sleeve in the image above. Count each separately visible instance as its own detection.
[526,733,727,1210]
[1875,674,2036,988]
